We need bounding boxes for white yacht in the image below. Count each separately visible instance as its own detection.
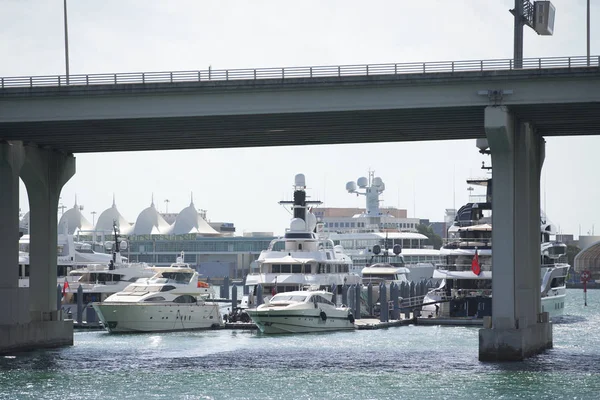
[361,262,410,286]
[324,171,441,281]
[17,232,125,288]
[61,224,157,306]
[92,252,222,333]
[246,289,355,334]
[242,174,361,308]
[421,151,568,320]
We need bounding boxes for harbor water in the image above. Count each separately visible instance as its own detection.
[1,289,599,400]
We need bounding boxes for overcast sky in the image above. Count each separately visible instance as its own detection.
[2,0,599,236]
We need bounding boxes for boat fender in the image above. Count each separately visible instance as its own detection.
[320,311,327,321]
[348,314,355,324]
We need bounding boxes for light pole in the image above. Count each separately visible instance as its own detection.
[91,211,97,226]
[588,0,591,66]
[63,0,70,84]
[164,199,170,213]
[510,1,555,69]
[514,0,525,69]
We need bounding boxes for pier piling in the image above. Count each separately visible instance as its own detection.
[231,285,238,309]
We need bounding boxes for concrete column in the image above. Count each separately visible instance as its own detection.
[20,146,75,322]
[479,106,552,361]
[0,141,29,325]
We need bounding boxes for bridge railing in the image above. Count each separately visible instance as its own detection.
[1,55,598,89]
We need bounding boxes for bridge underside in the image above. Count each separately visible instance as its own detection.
[1,103,599,153]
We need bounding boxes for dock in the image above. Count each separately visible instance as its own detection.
[416,317,483,326]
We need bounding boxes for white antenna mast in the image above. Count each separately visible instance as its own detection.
[453,164,456,211]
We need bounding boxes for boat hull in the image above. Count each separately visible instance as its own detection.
[92,302,223,333]
[246,308,355,334]
[421,291,567,320]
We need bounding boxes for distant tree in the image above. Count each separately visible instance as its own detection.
[416,224,443,250]
[566,244,581,268]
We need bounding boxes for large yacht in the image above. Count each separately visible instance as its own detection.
[61,224,157,306]
[241,174,361,308]
[17,232,125,288]
[246,289,356,334]
[324,171,441,281]
[92,252,221,333]
[421,145,568,320]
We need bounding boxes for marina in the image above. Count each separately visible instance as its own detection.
[1,288,598,399]
[3,4,600,397]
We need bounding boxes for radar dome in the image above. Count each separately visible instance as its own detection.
[346,181,357,193]
[289,218,307,232]
[305,211,317,232]
[373,177,385,192]
[476,138,489,152]
[357,177,368,188]
[295,174,306,188]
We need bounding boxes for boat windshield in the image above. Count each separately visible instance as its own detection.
[271,294,307,302]
[363,273,396,280]
[160,272,194,284]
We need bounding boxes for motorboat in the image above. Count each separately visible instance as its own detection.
[246,289,355,334]
[361,262,410,286]
[241,174,361,308]
[421,148,568,320]
[92,252,222,333]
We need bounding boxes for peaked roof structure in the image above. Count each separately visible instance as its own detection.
[58,200,93,234]
[171,196,219,235]
[132,199,172,235]
[96,195,133,235]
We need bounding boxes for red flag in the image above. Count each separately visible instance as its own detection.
[62,279,69,297]
[271,286,277,296]
[471,250,481,276]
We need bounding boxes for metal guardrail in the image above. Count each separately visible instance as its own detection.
[1,55,598,89]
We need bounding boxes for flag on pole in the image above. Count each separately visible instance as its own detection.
[471,249,481,276]
[62,278,69,299]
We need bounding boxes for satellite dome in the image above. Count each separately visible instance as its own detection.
[357,177,368,188]
[372,244,381,255]
[476,138,489,152]
[289,218,306,232]
[346,181,357,193]
[295,174,306,188]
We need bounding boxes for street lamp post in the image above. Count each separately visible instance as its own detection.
[510,1,555,69]
[91,211,97,226]
[588,0,591,66]
[164,199,170,213]
[514,0,525,69]
[63,0,70,84]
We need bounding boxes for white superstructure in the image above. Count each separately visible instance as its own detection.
[323,171,441,281]
[242,174,361,307]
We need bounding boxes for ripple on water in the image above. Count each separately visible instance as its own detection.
[1,289,599,399]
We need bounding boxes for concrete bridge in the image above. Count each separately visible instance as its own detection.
[1,55,599,359]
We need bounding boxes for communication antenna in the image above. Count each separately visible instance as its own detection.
[412,179,416,218]
[453,164,456,211]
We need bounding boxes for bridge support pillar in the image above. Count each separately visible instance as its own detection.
[479,106,551,361]
[1,145,76,355]
[0,141,28,326]
[20,145,75,322]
